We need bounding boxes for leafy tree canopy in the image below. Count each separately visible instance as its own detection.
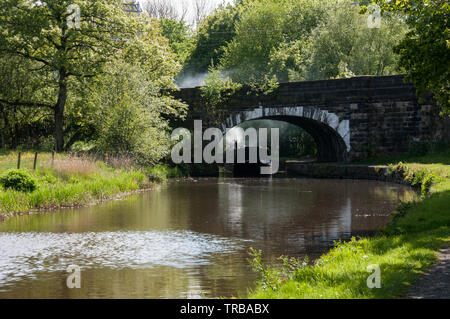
[179,1,245,81]
[158,18,194,65]
[0,0,187,160]
[218,0,408,84]
[360,0,450,113]
[0,0,144,150]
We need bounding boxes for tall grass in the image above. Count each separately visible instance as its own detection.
[0,152,150,216]
[51,154,98,178]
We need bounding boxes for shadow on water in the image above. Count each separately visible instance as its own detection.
[231,146,272,177]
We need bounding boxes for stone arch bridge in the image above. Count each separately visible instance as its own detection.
[173,75,446,162]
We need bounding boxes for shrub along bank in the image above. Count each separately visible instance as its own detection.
[0,152,156,218]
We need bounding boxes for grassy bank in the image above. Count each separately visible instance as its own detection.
[248,152,450,299]
[0,151,155,218]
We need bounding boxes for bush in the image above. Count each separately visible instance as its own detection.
[145,165,169,183]
[0,169,38,192]
[421,174,435,195]
[387,162,436,196]
[40,174,57,185]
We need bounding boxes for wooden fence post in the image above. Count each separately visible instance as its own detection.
[52,150,55,166]
[33,152,38,171]
[17,152,21,169]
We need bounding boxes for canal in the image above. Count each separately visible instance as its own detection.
[0,178,415,298]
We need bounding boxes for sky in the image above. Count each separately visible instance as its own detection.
[139,0,233,26]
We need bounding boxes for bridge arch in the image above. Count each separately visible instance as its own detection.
[221,106,350,162]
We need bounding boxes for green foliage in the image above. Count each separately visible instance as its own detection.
[181,2,243,78]
[0,0,186,155]
[248,248,281,291]
[360,0,450,113]
[0,169,38,193]
[206,0,406,85]
[0,153,149,215]
[41,174,57,185]
[287,131,318,158]
[0,54,53,149]
[287,1,407,81]
[219,0,329,83]
[246,75,279,96]
[145,165,169,183]
[201,68,242,107]
[248,247,309,292]
[0,0,147,150]
[387,162,438,196]
[65,22,186,160]
[85,56,187,166]
[168,164,190,178]
[332,62,355,80]
[159,18,194,64]
[421,174,435,196]
[199,67,242,126]
[144,164,188,182]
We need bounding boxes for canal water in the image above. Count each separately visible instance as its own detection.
[0,178,415,298]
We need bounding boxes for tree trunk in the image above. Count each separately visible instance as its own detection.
[12,105,18,149]
[1,106,11,148]
[54,70,67,152]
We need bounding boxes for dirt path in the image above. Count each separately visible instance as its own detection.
[407,246,450,299]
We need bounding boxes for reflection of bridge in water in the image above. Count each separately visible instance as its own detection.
[223,146,272,177]
[220,180,352,254]
[218,179,410,257]
[0,179,415,298]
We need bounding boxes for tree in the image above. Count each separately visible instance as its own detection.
[158,18,194,65]
[217,0,406,84]
[360,0,450,113]
[0,0,141,151]
[218,0,332,84]
[0,54,53,148]
[284,1,407,81]
[180,2,243,82]
[74,23,187,164]
[88,62,186,165]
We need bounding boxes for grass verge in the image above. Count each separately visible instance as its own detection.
[248,152,450,299]
[0,151,158,218]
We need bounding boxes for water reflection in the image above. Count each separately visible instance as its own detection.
[0,178,416,298]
